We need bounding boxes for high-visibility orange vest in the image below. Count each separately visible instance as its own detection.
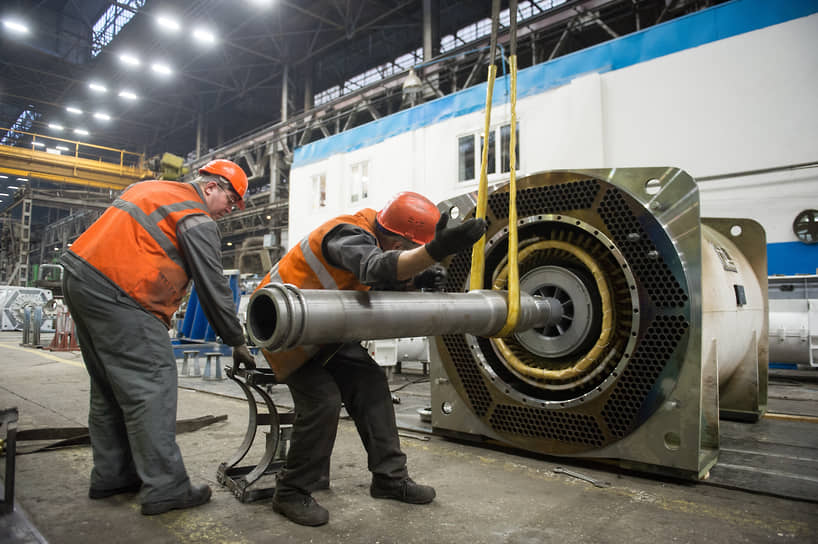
[258,209,378,291]
[69,180,211,327]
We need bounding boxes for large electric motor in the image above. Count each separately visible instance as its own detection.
[429,167,768,478]
[247,167,768,479]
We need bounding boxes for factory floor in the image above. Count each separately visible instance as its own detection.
[1,331,817,544]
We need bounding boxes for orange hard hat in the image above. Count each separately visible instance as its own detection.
[199,159,247,209]
[376,191,441,245]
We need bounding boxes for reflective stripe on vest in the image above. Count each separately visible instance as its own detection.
[263,209,378,292]
[112,199,207,273]
[299,237,338,289]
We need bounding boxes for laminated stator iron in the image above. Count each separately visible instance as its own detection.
[429,167,768,479]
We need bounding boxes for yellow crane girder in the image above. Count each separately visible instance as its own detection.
[0,143,155,190]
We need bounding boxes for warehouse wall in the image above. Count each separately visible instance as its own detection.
[290,0,818,274]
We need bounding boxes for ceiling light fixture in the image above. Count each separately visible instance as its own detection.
[119,53,141,66]
[55,146,69,151]
[32,141,45,147]
[0,193,9,197]
[74,128,89,136]
[94,112,111,121]
[193,27,216,44]
[151,62,173,76]
[66,106,83,114]
[118,90,139,100]
[89,82,108,93]
[7,185,19,189]
[0,175,7,178]
[48,123,64,131]
[156,15,181,32]
[2,19,29,34]
[17,178,28,181]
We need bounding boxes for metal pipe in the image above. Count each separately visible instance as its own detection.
[247,284,555,351]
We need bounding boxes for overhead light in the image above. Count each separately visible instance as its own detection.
[119,53,141,67]
[89,82,108,93]
[2,18,29,34]
[48,123,64,131]
[156,15,181,32]
[119,89,139,100]
[32,141,45,147]
[94,112,111,121]
[402,67,423,98]
[226,241,233,246]
[66,106,83,114]
[74,128,89,136]
[0,175,7,179]
[151,62,173,76]
[17,178,28,181]
[193,27,216,44]
[7,185,19,189]
[0,193,8,197]
[55,146,69,151]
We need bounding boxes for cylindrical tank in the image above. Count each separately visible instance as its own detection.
[767,275,817,366]
[700,224,766,384]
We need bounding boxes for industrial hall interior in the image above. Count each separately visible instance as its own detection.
[1,0,817,542]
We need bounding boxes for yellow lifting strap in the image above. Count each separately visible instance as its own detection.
[469,0,521,338]
[468,0,501,293]
[495,51,519,338]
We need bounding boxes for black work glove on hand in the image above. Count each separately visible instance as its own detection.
[233,344,256,369]
[413,264,448,291]
[424,213,488,262]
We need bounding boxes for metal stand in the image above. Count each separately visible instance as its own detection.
[202,352,226,381]
[1,407,18,515]
[217,367,294,503]
[180,350,199,377]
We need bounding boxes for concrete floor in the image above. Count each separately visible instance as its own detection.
[1,331,817,544]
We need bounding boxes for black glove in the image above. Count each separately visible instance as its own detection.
[413,265,448,291]
[232,344,256,369]
[424,213,488,261]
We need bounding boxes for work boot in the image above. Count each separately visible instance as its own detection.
[370,477,436,504]
[141,484,212,516]
[89,480,142,499]
[272,492,329,526]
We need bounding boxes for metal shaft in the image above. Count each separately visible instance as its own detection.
[247,284,555,351]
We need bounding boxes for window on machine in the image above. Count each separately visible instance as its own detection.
[458,123,520,183]
[349,161,369,204]
[311,173,326,209]
[458,135,475,182]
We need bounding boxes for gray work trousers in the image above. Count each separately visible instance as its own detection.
[62,270,191,503]
[275,344,409,496]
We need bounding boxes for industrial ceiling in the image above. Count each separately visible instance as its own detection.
[0,0,723,159]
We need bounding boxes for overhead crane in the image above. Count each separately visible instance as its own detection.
[0,128,154,191]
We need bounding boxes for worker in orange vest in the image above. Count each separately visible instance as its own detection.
[257,191,487,526]
[60,159,256,516]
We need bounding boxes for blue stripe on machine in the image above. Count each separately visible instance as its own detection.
[767,241,818,276]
